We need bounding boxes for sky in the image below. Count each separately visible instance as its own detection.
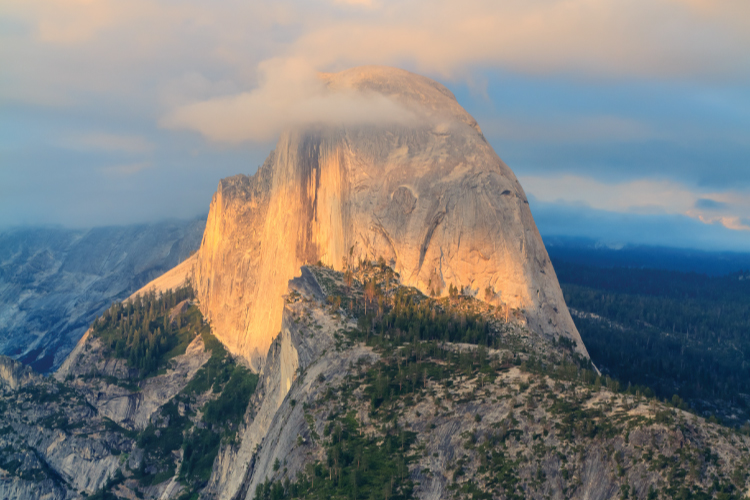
[1,0,749,251]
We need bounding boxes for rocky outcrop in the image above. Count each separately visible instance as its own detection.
[204,266,369,500]
[128,255,197,300]
[0,355,40,389]
[193,163,275,369]
[2,297,219,499]
[56,327,210,430]
[193,66,587,371]
[0,476,69,500]
[0,218,205,372]
[0,367,125,497]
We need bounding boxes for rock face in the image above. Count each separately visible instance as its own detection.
[0,355,40,390]
[207,265,750,500]
[204,267,374,500]
[193,66,587,370]
[0,218,205,372]
[56,328,210,430]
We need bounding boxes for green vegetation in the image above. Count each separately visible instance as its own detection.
[180,365,258,484]
[86,285,259,497]
[253,264,580,500]
[130,326,259,490]
[17,260,748,500]
[92,286,198,378]
[255,263,750,500]
[136,400,189,481]
[552,259,750,425]
[255,407,416,500]
[182,327,233,395]
[366,286,492,346]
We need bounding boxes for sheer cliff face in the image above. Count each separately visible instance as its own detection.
[194,66,588,369]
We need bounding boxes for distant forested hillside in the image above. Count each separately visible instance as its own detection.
[545,236,750,276]
[551,256,750,427]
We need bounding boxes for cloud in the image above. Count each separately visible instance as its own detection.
[62,132,154,153]
[100,161,152,176]
[332,0,375,7]
[2,0,749,110]
[160,59,417,143]
[153,0,748,144]
[2,0,749,242]
[694,198,728,210]
[520,174,750,231]
[288,0,750,80]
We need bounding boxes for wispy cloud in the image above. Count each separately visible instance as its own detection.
[62,132,154,153]
[2,0,749,108]
[287,0,750,80]
[100,161,152,176]
[160,59,417,143]
[520,175,750,231]
[2,0,749,244]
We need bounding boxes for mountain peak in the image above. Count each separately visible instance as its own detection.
[192,66,587,370]
[320,65,481,132]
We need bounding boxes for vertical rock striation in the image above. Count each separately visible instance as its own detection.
[193,66,588,371]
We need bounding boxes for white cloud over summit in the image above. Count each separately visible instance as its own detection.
[160,59,416,143]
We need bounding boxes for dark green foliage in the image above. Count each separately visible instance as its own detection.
[182,328,233,395]
[552,260,750,424]
[254,267,519,500]
[17,382,75,404]
[180,366,258,484]
[181,428,220,484]
[254,409,416,500]
[137,401,190,465]
[458,437,523,500]
[548,399,616,442]
[102,417,137,439]
[202,366,258,429]
[92,286,197,378]
[361,287,492,347]
[88,470,126,500]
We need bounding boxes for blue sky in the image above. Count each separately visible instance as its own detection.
[1,0,749,250]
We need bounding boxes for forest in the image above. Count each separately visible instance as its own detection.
[85,287,259,499]
[92,286,197,377]
[552,258,750,426]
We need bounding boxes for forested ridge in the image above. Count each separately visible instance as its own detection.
[552,259,750,427]
[87,287,259,498]
[252,263,750,500]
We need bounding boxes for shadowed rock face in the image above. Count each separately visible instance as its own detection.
[193,66,588,370]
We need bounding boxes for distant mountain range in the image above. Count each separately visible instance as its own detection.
[544,236,750,276]
[0,217,205,372]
